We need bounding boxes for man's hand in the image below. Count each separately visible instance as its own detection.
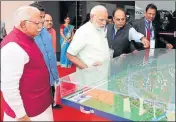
[65,37,69,42]
[120,53,127,58]
[66,53,88,70]
[56,82,60,87]
[166,43,173,49]
[68,39,72,43]
[17,115,30,121]
[119,54,127,62]
[132,50,138,54]
[141,37,150,48]
[92,61,102,67]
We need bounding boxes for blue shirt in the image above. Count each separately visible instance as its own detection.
[34,27,59,86]
[113,25,144,42]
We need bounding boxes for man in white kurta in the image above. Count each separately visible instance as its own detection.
[67,21,110,69]
[67,5,110,69]
[67,5,110,88]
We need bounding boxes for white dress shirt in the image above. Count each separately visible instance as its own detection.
[144,19,155,40]
[144,19,156,49]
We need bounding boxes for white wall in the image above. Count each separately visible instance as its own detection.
[1,1,34,34]
[135,1,176,19]
[86,1,116,16]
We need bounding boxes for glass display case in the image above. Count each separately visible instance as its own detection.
[59,49,175,121]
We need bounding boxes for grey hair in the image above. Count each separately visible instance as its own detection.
[90,5,107,15]
[14,6,40,27]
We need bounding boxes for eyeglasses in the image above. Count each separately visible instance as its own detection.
[24,20,44,26]
[114,18,126,22]
[40,15,45,19]
[45,20,53,22]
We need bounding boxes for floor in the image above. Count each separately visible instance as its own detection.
[1,65,109,121]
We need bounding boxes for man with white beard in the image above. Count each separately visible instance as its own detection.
[67,5,110,70]
[66,5,111,95]
[66,6,110,109]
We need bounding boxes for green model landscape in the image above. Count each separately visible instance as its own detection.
[63,49,175,121]
[80,61,174,121]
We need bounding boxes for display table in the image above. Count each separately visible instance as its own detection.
[60,49,175,121]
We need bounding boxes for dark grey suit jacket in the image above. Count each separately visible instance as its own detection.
[130,17,160,50]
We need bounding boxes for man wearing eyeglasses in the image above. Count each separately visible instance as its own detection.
[107,8,150,58]
[44,14,57,53]
[1,6,53,121]
[29,2,62,110]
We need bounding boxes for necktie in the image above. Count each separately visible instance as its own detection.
[146,21,151,41]
[144,21,151,62]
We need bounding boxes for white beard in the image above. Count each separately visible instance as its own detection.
[92,20,105,31]
[97,27,104,32]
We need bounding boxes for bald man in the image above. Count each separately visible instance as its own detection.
[44,14,57,52]
[44,14,62,109]
[107,8,150,58]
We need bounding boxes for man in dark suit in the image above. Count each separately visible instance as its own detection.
[107,8,150,58]
[130,4,173,50]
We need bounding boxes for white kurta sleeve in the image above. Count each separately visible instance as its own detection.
[67,29,87,56]
[1,42,29,118]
